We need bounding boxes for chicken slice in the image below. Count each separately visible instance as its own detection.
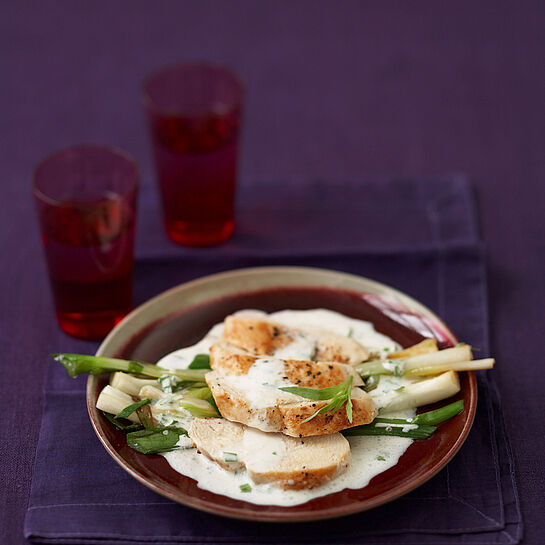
[223,315,369,364]
[206,369,377,437]
[210,340,364,387]
[189,418,351,490]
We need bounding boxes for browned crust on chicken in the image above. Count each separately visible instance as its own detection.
[223,316,294,355]
[312,331,369,365]
[223,316,368,365]
[210,341,363,388]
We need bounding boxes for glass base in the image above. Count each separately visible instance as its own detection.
[56,308,130,340]
[165,218,234,247]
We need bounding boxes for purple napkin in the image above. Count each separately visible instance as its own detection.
[24,177,521,544]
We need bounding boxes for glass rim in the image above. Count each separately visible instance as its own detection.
[141,60,245,117]
[33,144,140,207]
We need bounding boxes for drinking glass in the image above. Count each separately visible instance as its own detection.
[143,62,243,247]
[33,145,139,339]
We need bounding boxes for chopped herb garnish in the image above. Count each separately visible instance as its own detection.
[115,399,151,420]
[272,451,277,455]
[223,451,238,463]
[376,455,386,461]
[239,483,252,493]
[188,354,211,369]
[394,386,405,392]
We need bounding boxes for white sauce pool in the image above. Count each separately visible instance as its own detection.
[158,309,415,506]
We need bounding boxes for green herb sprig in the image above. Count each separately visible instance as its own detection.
[279,376,354,424]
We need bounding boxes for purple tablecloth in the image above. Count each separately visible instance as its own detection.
[22,178,521,544]
[1,2,544,544]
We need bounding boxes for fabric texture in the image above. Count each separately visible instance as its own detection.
[23,178,521,544]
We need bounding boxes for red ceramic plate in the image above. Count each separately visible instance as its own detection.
[88,267,476,522]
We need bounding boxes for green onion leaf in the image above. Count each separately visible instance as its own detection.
[239,483,252,493]
[102,412,143,433]
[188,354,211,369]
[412,400,464,426]
[126,427,187,454]
[52,353,209,382]
[115,399,151,420]
[343,422,436,439]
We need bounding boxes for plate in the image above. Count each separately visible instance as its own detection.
[88,266,476,522]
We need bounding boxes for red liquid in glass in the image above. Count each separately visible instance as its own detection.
[40,198,135,339]
[150,111,239,246]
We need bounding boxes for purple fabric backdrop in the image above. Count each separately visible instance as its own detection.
[1,1,543,544]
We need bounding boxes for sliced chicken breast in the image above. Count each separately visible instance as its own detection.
[223,315,368,364]
[210,340,364,387]
[189,418,351,490]
[206,369,377,437]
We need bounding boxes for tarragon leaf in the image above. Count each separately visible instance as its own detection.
[286,376,354,424]
[279,376,352,400]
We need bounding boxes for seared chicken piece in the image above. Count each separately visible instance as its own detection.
[210,340,364,387]
[223,316,369,365]
[189,418,351,490]
[206,369,377,438]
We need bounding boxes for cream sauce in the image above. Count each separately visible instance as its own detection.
[159,308,414,506]
[220,358,299,409]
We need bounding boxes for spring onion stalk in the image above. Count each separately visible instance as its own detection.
[184,386,214,401]
[388,338,438,359]
[381,371,461,411]
[179,398,220,418]
[96,386,140,423]
[356,345,484,378]
[138,385,167,400]
[110,372,157,396]
[52,353,209,382]
[405,358,495,377]
[356,360,404,378]
[403,345,473,371]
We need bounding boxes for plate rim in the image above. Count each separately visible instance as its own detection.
[88,265,477,522]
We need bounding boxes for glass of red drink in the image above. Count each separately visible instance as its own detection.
[143,62,243,247]
[33,145,139,340]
